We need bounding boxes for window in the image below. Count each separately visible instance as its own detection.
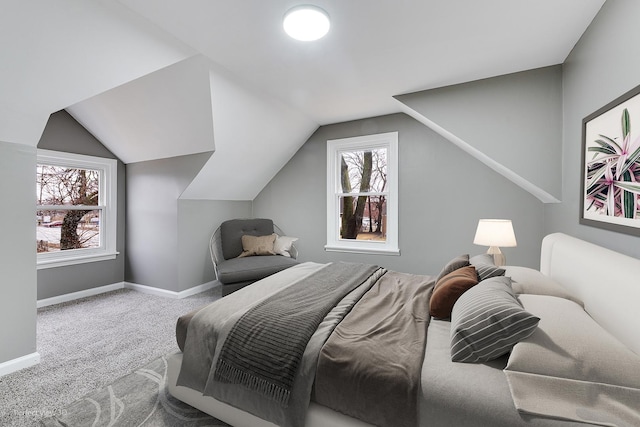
[326,132,399,255]
[36,150,118,268]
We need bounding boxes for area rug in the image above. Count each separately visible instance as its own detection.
[40,354,229,427]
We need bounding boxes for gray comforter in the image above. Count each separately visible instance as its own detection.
[177,262,389,427]
[314,270,434,427]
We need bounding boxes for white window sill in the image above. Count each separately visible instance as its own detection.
[324,245,400,256]
[37,252,119,270]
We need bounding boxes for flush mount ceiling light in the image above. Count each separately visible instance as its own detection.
[283,5,330,41]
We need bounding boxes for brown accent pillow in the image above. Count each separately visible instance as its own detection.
[430,265,478,319]
[237,234,277,258]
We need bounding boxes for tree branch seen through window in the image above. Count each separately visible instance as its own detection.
[36,165,100,252]
[339,148,386,241]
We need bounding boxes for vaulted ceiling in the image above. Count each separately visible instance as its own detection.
[2,0,606,199]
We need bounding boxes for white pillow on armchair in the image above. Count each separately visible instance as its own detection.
[274,235,298,257]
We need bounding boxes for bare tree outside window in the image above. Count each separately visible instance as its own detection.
[327,132,398,255]
[339,147,387,241]
[36,165,100,252]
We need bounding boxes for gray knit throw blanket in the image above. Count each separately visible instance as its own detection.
[213,262,382,407]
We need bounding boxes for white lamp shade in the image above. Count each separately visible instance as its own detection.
[473,219,517,247]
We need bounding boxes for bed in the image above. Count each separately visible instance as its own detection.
[167,233,640,427]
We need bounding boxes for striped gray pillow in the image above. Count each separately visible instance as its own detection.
[450,276,539,363]
[470,254,505,281]
[473,263,506,281]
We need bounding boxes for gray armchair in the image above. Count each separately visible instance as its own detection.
[210,218,299,295]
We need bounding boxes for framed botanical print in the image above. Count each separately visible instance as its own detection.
[581,84,640,236]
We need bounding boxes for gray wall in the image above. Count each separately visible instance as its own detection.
[0,141,37,364]
[37,111,126,300]
[177,199,252,292]
[125,152,213,292]
[253,113,544,275]
[545,0,640,258]
[396,65,563,201]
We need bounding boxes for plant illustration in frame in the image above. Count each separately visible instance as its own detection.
[581,84,640,236]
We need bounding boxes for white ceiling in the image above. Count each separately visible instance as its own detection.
[2,0,606,199]
[118,0,605,125]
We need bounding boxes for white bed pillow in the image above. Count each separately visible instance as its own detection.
[503,266,582,307]
[504,294,640,426]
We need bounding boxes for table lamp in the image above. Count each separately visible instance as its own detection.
[473,219,517,266]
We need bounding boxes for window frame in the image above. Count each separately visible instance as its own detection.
[36,149,118,269]
[325,131,399,255]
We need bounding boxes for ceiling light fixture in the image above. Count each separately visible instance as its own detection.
[283,5,330,41]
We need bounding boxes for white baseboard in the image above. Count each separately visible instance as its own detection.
[175,280,219,298]
[0,352,41,377]
[37,280,219,309]
[124,280,218,299]
[37,282,125,308]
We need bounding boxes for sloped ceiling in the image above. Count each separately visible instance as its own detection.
[67,56,215,164]
[68,54,317,200]
[2,0,606,200]
[396,66,564,203]
[180,62,317,200]
[0,0,194,145]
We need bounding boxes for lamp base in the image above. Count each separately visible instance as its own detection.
[486,246,506,267]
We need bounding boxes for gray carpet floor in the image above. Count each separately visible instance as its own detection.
[0,286,223,427]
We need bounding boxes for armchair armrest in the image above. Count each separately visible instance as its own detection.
[209,227,224,280]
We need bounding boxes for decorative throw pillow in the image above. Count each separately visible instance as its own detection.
[430,265,478,319]
[237,234,277,258]
[273,235,298,257]
[435,254,470,283]
[473,263,506,281]
[470,253,506,281]
[450,276,539,363]
[469,253,495,265]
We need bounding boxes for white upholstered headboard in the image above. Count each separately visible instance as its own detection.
[540,233,640,356]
